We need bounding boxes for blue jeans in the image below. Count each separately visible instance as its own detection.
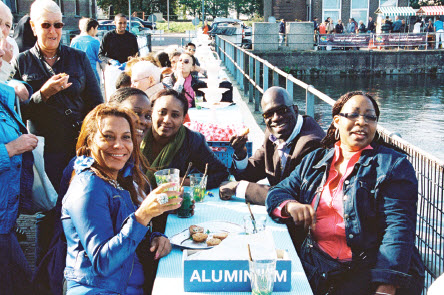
[0,232,32,294]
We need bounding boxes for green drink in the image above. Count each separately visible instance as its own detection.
[177,187,193,218]
[190,173,208,203]
[193,187,206,202]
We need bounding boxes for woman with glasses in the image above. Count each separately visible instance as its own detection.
[162,52,203,108]
[12,0,102,267]
[266,91,424,295]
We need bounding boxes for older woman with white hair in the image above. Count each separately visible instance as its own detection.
[12,0,103,266]
[130,60,164,97]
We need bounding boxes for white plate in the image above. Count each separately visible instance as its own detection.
[169,220,243,249]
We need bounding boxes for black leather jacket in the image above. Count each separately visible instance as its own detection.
[12,44,103,154]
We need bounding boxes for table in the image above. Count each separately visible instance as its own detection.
[152,188,313,295]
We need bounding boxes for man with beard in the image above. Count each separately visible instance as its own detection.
[219,87,325,205]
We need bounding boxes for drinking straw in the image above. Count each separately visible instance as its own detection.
[180,162,193,189]
[247,202,258,234]
[200,163,209,187]
[247,243,253,261]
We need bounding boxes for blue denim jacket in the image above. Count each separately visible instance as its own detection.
[266,143,423,287]
[61,156,149,293]
[0,82,30,234]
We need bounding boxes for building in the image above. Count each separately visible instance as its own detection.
[265,0,409,24]
[5,0,97,29]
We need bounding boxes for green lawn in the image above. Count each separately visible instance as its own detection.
[156,22,200,33]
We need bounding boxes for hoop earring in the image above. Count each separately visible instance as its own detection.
[334,128,340,141]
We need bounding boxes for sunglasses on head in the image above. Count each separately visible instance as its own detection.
[262,105,292,120]
[41,22,64,29]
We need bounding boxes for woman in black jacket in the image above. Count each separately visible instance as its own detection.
[11,0,103,267]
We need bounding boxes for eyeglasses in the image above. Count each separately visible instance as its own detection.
[262,105,292,120]
[188,48,196,52]
[180,59,190,64]
[338,112,378,123]
[41,22,64,29]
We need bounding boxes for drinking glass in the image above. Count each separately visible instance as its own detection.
[154,168,180,197]
[189,173,208,202]
[243,215,267,234]
[249,259,276,295]
[195,95,203,109]
[177,187,193,218]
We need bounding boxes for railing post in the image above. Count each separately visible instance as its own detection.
[249,56,254,103]
[254,58,261,112]
[263,64,269,93]
[238,49,244,91]
[306,85,315,117]
[286,74,293,102]
[243,53,248,96]
[221,39,225,64]
[273,70,279,86]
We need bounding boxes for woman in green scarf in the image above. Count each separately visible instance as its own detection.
[141,88,228,189]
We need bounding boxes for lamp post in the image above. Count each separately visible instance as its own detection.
[128,0,132,32]
[168,0,170,30]
[202,0,205,21]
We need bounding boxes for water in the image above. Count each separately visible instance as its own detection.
[291,74,444,161]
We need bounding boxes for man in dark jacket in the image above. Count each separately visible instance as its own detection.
[367,16,375,33]
[98,14,139,66]
[219,87,325,205]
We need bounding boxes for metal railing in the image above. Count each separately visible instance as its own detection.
[215,34,444,292]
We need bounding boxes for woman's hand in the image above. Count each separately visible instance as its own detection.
[150,236,172,260]
[135,183,182,226]
[375,284,396,295]
[285,201,316,230]
[5,134,38,157]
[40,74,72,102]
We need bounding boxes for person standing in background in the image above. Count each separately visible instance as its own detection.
[99,14,139,67]
[14,14,37,53]
[326,18,335,34]
[367,16,375,33]
[202,20,212,35]
[71,18,101,83]
[335,19,344,33]
[279,19,285,46]
[434,18,444,49]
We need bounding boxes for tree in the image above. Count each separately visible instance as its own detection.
[229,0,263,19]
[178,0,202,18]
[97,0,178,18]
[205,0,230,19]
[410,0,444,9]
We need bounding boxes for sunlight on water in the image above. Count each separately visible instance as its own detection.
[292,75,444,161]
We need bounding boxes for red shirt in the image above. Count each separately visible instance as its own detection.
[273,142,372,260]
[319,23,326,34]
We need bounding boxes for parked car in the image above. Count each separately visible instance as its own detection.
[209,17,252,49]
[130,16,157,30]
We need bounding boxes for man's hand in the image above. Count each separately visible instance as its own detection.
[0,38,13,63]
[285,201,316,230]
[219,181,239,200]
[150,236,172,260]
[5,134,39,157]
[229,135,248,160]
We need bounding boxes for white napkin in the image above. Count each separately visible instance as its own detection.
[187,230,277,261]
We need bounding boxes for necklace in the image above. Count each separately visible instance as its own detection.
[44,54,57,60]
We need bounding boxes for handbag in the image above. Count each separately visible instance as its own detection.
[11,95,58,214]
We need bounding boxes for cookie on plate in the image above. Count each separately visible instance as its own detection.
[213,232,228,240]
[192,233,208,242]
[206,238,221,246]
[189,225,204,235]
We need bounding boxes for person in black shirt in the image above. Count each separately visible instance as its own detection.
[13,15,37,52]
[367,16,375,33]
[335,19,344,33]
[99,14,139,66]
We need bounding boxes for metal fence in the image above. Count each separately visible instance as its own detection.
[215,34,444,292]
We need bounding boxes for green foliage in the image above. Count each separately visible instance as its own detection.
[156,22,197,32]
[97,0,178,18]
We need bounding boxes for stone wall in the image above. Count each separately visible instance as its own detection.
[252,22,279,51]
[254,50,444,76]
